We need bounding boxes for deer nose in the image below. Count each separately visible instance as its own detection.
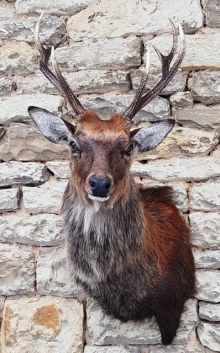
[89,177,111,198]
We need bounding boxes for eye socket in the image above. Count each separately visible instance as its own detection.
[122,144,133,157]
[70,141,80,154]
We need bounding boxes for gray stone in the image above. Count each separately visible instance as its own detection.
[1,295,84,353]
[15,0,92,15]
[67,0,203,40]
[0,189,19,212]
[176,105,220,128]
[196,270,220,302]
[190,178,220,211]
[205,0,220,27]
[193,249,220,269]
[0,214,63,246]
[197,322,220,352]
[84,347,141,353]
[23,180,67,214]
[148,345,205,353]
[0,77,12,96]
[0,162,49,187]
[130,157,220,182]
[192,70,220,104]
[0,93,63,125]
[0,296,5,320]
[86,299,198,345]
[190,212,220,249]
[131,68,187,96]
[46,161,70,179]
[36,246,82,297]
[0,243,35,295]
[199,301,220,321]
[170,92,193,108]
[0,14,66,46]
[143,33,220,70]
[0,123,68,162]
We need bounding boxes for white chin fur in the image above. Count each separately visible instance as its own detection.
[88,194,110,202]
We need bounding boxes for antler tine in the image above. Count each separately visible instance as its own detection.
[35,13,85,116]
[124,20,185,120]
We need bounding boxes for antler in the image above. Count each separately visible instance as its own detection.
[35,12,85,116]
[123,20,185,120]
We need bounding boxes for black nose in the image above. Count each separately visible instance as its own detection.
[89,177,111,198]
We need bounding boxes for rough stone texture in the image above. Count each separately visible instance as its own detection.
[199,302,220,321]
[170,92,194,108]
[205,0,220,27]
[0,214,63,246]
[0,162,49,187]
[176,105,220,128]
[0,188,19,211]
[84,347,141,353]
[86,299,198,345]
[0,123,68,162]
[192,70,220,104]
[148,345,205,353]
[36,246,82,297]
[197,322,220,352]
[67,0,203,40]
[136,127,219,160]
[190,178,220,211]
[0,93,63,125]
[193,249,220,269]
[23,180,67,214]
[1,295,84,353]
[196,270,220,302]
[0,13,66,46]
[143,33,220,70]
[0,243,35,295]
[46,161,70,179]
[190,212,220,249]
[0,77,12,96]
[0,297,5,320]
[131,68,188,96]
[15,0,92,15]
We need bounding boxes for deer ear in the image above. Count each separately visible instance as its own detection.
[28,106,75,144]
[132,119,175,152]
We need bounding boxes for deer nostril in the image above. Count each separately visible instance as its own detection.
[89,177,111,197]
[89,180,96,188]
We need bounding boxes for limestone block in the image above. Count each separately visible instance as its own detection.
[0,123,68,162]
[170,92,193,108]
[0,189,19,211]
[86,299,198,345]
[136,127,219,160]
[0,41,37,76]
[196,270,220,302]
[192,70,220,104]
[190,178,220,211]
[0,93,63,125]
[0,162,49,187]
[0,243,35,295]
[46,161,70,179]
[0,77,12,96]
[193,249,220,269]
[0,14,66,46]
[190,212,220,249]
[0,214,63,246]
[176,105,220,128]
[1,296,84,353]
[67,0,203,40]
[143,33,220,70]
[131,68,187,96]
[199,302,220,321]
[0,297,5,320]
[197,322,220,351]
[15,0,92,15]
[23,180,67,214]
[148,345,205,353]
[130,157,220,182]
[36,246,82,297]
[205,0,220,27]
[53,37,141,71]
[84,347,141,353]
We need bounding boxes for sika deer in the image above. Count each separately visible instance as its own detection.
[28,14,195,345]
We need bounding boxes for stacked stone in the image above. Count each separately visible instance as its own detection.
[0,0,220,352]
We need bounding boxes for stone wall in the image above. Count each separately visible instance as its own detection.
[0,0,220,352]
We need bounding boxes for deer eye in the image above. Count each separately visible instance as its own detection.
[70,141,80,154]
[122,144,133,157]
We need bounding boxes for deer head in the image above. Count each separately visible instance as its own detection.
[28,14,185,206]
